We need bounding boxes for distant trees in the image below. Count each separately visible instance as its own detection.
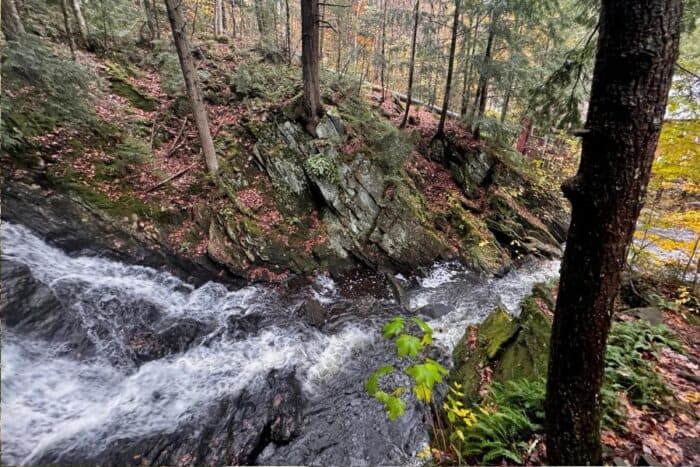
[399,0,420,128]
[300,0,322,135]
[435,0,460,139]
[164,0,219,174]
[545,0,683,463]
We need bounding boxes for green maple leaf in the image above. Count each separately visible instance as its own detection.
[412,317,433,345]
[396,334,422,358]
[365,365,394,396]
[406,359,448,401]
[382,317,405,339]
[384,395,406,420]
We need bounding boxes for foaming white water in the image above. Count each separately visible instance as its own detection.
[1,223,376,464]
[2,222,560,465]
[411,259,561,348]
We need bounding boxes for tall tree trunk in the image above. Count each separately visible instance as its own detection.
[500,77,512,123]
[214,0,223,36]
[143,0,157,41]
[151,0,161,39]
[164,0,219,174]
[319,3,325,62]
[70,0,89,45]
[435,0,461,138]
[379,0,388,102]
[400,0,420,128]
[459,15,476,116]
[300,0,322,135]
[545,0,682,464]
[2,0,26,41]
[472,6,497,140]
[285,0,291,64]
[60,0,77,59]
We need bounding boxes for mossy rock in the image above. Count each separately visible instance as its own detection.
[449,284,555,404]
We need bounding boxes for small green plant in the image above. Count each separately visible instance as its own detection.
[365,317,448,420]
[605,319,683,410]
[304,153,339,183]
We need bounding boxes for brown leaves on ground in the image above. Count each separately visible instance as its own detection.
[602,307,700,466]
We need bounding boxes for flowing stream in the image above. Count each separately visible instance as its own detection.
[1,222,560,465]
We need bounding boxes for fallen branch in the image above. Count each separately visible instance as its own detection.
[166,117,188,158]
[145,161,198,193]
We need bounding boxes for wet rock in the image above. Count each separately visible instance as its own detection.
[385,272,408,308]
[36,369,304,466]
[1,259,95,357]
[1,181,237,286]
[226,313,265,338]
[302,298,327,328]
[416,303,455,320]
[131,319,213,364]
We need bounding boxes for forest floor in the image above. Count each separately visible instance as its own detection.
[602,303,700,465]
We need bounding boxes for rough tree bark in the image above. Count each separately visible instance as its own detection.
[399,0,420,128]
[2,0,26,41]
[545,0,683,464]
[300,0,322,135]
[435,0,461,139]
[164,0,219,174]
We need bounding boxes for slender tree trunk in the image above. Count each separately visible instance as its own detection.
[214,0,223,36]
[229,0,237,37]
[459,15,475,116]
[164,0,219,174]
[400,0,420,128]
[70,0,89,45]
[545,0,682,464]
[319,3,325,62]
[379,0,388,101]
[151,0,161,39]
[143,0,157,41]
[435,0,461,138]
[300,0,322,135]
[285,0,291,64]
[472,7,497,139]
[60,0,77,59]
[2,0,25,41]
[500,78,512,122]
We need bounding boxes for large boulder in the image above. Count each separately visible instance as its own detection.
[449,283,554,404]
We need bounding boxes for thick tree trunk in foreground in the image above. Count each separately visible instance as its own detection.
[435,0,460,138]
[164,0,218,174]
[2,0,25,41]
[545,0,682,464]
[399,0,420,128]
[300,0,322,135]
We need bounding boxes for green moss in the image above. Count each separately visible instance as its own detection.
[104,60,157,111]
[480,307,519,359]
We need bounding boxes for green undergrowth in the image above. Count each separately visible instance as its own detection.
[1,36,95,153]
[440,319,682,465]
